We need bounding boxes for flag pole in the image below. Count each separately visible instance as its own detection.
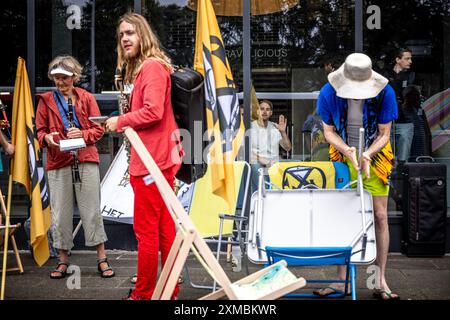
[1,159,14,300]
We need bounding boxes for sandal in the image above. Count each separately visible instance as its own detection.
[313,285,351,297]
[50,261,69,279]
[373,289,400,301]
[97,258,115,278]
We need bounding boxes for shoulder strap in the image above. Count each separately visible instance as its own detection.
[408,71,416,85]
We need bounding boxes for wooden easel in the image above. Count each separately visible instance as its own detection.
[125,128,306,300]
[0,189,24,275]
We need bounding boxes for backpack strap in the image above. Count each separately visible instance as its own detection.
[408,71,416,85]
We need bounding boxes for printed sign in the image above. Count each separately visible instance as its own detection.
[101,144,134,224]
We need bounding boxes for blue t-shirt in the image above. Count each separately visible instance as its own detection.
[317,83,398,148]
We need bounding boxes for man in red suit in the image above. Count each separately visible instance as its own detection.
[105,12,184,300]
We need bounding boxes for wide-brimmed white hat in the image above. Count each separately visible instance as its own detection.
[328,53,388,99]
[50,66,73,77]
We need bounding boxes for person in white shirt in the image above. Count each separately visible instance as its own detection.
[250,100,291,190]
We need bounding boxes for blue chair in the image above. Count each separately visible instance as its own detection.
[265,246,356,300]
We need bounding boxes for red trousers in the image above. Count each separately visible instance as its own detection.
[130,171,179,300]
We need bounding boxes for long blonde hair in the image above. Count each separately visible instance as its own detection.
[116,13,172,84]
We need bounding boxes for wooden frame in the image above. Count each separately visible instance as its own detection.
[125,128,306,300]
[0,191,24,275]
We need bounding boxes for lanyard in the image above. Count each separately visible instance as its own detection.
[54,90,80,129]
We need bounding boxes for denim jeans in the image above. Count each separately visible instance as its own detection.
[392,123,414,162]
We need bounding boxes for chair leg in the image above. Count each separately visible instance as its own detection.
[236,220,249,275]
[10,235,24,274]
[213,218,225,292]
[350,264,356,300]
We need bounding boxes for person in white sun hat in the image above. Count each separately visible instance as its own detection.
[315,53,400,300]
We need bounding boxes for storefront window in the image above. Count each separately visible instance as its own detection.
[250,0,354,158]
[141,0,199,67]
[140,1,354,159]
[364,0,449,157]
[95,0,134,93]
[36,0,91,90]
[1,0,448,219]
[364,0,449,209]
[36,0,134,93]
[0,0,26,87]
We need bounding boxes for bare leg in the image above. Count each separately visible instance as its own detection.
[373,196,398,298]
[96,242,114,277]
[314,265,350,295]
[50,249,69,278]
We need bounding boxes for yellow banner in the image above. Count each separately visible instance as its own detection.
[268,161,337,190]
[194,0,245,210]
[11,57,51,266]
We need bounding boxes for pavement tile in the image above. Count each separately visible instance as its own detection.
[396,270,450,290]
[387,256,440,270]
[3,251,449,300]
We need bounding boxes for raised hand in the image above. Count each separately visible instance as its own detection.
[276,114,287,132]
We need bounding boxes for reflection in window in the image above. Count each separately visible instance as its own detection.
[36,0,134,93]
[36,0,92,90]
[364,0,449,159]
[142,0,196,67]
[95,0,134,93]
[364,0,449,98]
[248,0,354,158]
[0,0,26,86]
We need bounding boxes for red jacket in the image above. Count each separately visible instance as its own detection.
[117,59,183,177]
[36,87,104,171]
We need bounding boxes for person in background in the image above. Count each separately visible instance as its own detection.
[250,100,291,191]
[105,13,183,300]
[322,56,341,74]
[385,47,415,162]
[36,55,114,279]
[386,48,415,104]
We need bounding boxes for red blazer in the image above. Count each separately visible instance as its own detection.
[36,87,104,171]
[117,59,183,177]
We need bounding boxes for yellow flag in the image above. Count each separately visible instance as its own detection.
[194,0,245,210]
[11,57,51,266]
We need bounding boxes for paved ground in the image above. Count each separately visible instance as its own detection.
[2,250,450,300]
